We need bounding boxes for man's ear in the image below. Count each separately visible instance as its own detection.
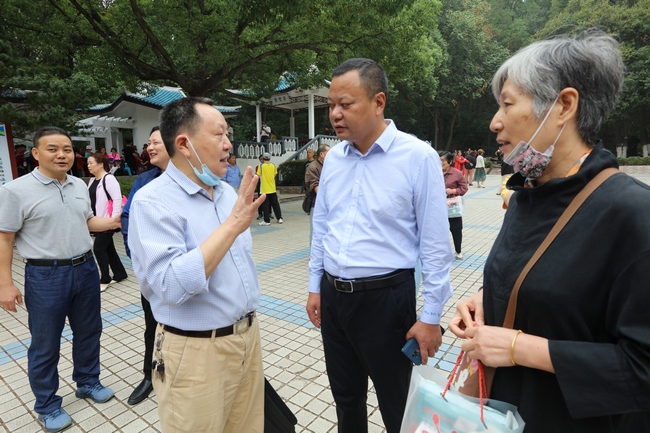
[175,135,191,158]
[374,92,386,115]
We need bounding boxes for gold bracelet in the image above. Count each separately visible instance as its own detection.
[510,330,523,366]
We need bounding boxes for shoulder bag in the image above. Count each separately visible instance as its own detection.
[98,174,127,234]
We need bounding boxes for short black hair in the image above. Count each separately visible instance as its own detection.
[159,97,214,157]
[150,125,160,135]
[33,126,70,148]
[332,58,388,100]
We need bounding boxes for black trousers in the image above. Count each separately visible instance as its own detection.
[263,193,282,223]
[141,295,157,379]
[449,217,463,254]
[321,274,417,433]
[93,232,128,284]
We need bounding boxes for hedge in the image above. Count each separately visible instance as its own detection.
[279,160,308,186]
[116,176,136,197]
[618,157,650,166]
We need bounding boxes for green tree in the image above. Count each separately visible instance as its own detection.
[541,0,650,150]
[426,0,509,150]
[0,1,138,137]
[2,0,445,137]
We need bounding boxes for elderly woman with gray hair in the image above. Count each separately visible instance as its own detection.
[449,30,650,432]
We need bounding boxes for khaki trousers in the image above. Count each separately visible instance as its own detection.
[153,319,264,433]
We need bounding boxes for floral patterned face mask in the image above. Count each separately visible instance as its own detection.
[503,96,565,179]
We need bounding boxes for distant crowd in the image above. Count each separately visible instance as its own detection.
[14,141,151,178]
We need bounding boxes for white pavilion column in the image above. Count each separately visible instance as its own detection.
[256,105,262,142]
[308,93,315,138]
[290,110,296,137]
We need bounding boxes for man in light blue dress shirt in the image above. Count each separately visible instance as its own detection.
[221,153,241,189]
[306,59,454,433]
[128,97,266,433]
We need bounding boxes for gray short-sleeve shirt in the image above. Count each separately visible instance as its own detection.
[0,169,94,259]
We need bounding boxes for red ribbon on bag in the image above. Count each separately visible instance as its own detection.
[443,351,488,428]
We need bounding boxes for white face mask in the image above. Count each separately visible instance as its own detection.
[503,96,565,179]
[184,137,221,186]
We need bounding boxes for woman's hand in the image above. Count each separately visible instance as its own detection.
[462,326,555,372]
[448,291,484,338]
[461,326,518,368]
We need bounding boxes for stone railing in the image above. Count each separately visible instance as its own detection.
[233,136,298,159]
[284,135,341,162]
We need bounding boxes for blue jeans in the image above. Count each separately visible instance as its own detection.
[25,258,103,415]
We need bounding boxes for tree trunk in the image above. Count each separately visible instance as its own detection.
[445,102,461,150]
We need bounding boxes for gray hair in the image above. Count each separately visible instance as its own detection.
[491,30,625,145]
[317,144,330,158]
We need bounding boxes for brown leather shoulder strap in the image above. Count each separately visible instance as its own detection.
[502,167,620,329]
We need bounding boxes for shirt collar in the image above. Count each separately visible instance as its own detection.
[31,168,72,186]
[166,161,223,200]
[342,119,397,156]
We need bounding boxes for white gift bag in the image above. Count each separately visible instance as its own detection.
[400,364,525,433]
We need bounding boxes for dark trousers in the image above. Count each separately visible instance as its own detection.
[263,193,282,223]
[25,259,103,414]
[449,217,463,254]
[93,232,128,284]
[141,295,157,380]
[320,274,417,433]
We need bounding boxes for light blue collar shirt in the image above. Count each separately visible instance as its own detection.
[128,161,259,330]
[222,163,242,188]
[308,120,453,324]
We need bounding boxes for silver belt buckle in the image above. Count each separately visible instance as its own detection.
[233,316,250,334]
[335,279,354,293]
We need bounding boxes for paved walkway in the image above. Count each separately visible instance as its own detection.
[2,170,649,432]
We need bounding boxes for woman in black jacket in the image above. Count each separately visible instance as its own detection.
[449,30,650,432]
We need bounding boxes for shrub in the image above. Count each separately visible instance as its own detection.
[617,157,650,166]
[278,160,307,186]
[116,176,136,197]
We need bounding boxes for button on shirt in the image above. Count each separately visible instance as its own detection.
[128,161,260,331]
[308,120,454,324]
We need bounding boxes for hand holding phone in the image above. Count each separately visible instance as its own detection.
[401,337,422,365]
[401,326,446,365]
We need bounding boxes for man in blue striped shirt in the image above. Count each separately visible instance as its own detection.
[128,97,266,433]
[306,58,454,433]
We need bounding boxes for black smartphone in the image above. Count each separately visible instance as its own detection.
[401,326,446,366]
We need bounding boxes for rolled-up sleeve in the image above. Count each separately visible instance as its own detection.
[128,198,209,306]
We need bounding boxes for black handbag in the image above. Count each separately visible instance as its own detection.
[264,378,297,433]
[301,191,315,214]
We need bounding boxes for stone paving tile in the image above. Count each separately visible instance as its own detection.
[2,172,649,433]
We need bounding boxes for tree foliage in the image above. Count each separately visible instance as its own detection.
[540,0,650,148]
[1,0,444,136]
[2,0,649,151]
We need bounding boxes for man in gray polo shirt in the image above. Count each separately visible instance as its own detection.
[0,126,121,433]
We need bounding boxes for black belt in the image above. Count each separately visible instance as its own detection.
[162,312,255,338]
[26,250,93,267]
[325,269,414,293]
